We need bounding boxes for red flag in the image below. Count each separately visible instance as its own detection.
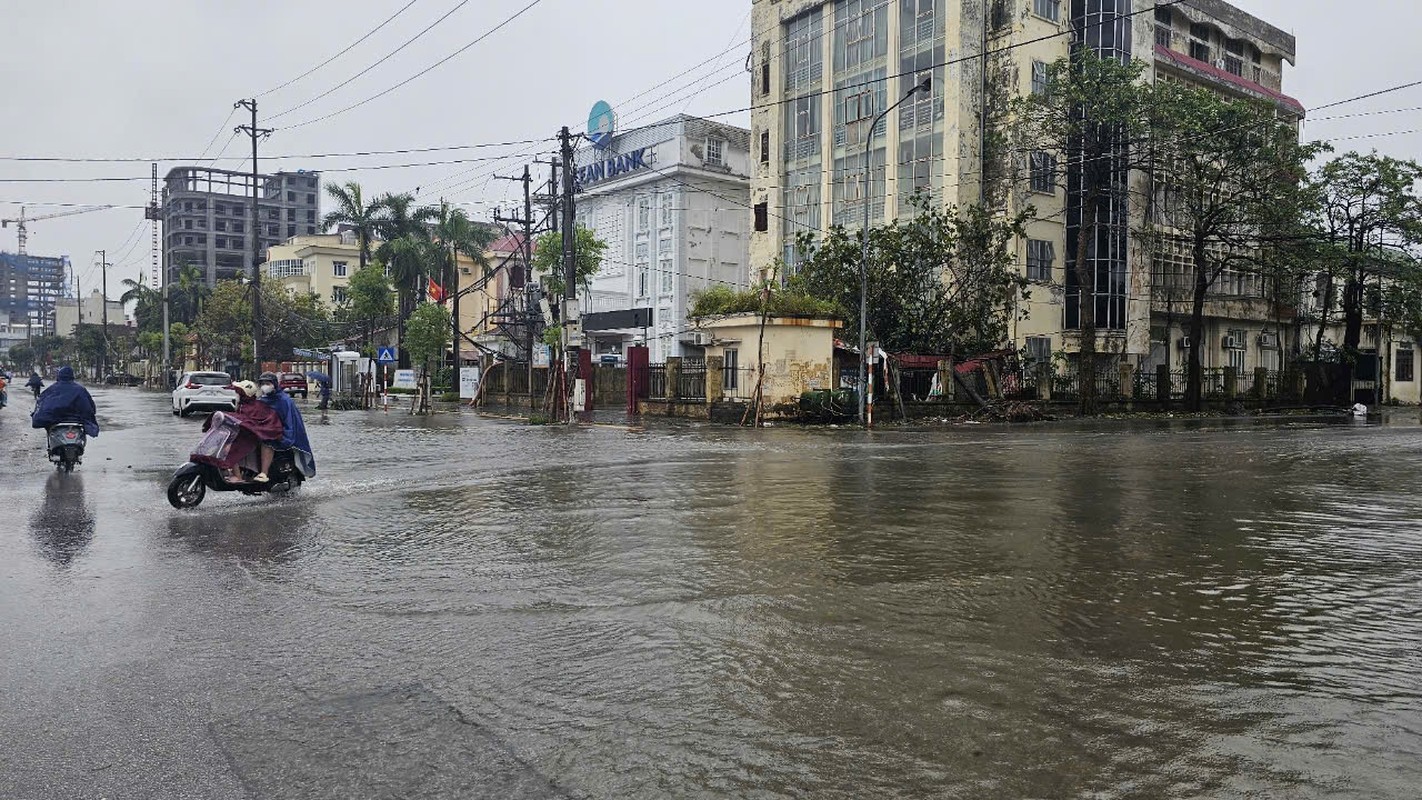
[428,277,446,303]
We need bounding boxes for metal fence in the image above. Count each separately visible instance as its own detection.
[898,368,938,401]
[679,361,707,401]
[724,367,759,400]
[648,365,667,400]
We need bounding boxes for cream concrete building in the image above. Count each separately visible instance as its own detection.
[262,231,365,305]
[749,0,1303,382]
[55,290,127,336]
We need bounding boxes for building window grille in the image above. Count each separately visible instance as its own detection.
[724,348,739,389]
[1027,239,1054,281]
[1033,0,1059,23]
[659,258,673,294]
[1189,23,1211,62]
[637,197,650,232]
[783,10,823,91]
[1029,151,1056,194]
[1398,342,1415,383]
[705,138,724,167]
[660,194,674,227]
[1031,60,1049,96]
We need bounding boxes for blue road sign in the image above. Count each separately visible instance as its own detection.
[376,346,398,364]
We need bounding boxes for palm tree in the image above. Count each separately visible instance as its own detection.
[119,277,161,334]
[322,181,386,269]
[173,263,209,324]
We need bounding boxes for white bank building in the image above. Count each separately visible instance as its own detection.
[572,114,751,362]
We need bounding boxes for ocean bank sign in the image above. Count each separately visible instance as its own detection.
[577,148,650,187]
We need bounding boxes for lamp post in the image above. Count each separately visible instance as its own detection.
[859,75,931,427]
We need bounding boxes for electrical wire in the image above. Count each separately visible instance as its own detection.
[277,0,544,131]
[258,0,424,97]
[0,138,553,164]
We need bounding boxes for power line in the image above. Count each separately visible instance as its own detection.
[267,0,473,121]
[277,0,544,131]
[259,0,424,97]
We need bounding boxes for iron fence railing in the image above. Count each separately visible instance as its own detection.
[648,365,667,400]
[679,361,707,401]
[898,368,938,401]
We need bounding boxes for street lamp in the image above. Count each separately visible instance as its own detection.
[859,74,932,427]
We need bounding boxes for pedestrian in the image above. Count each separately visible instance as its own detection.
[318,378,331,410]
[27,372,43,399]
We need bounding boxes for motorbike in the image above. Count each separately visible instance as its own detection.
[46,423,87,473]
[166,412,307,509]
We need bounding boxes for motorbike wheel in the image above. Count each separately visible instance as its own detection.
[60,460,74,474]
[167,473,206,509]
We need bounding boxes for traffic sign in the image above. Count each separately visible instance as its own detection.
[376,346,398,364]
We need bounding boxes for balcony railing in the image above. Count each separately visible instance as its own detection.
[264,259,306,278]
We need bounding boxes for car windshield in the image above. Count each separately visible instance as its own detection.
[189,373,231,386]
[282,374,304,381]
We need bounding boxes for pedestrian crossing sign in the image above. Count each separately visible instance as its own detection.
[376,346,397,364]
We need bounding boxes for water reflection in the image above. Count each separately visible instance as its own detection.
[166,497,317,565]
[30,472,94,568]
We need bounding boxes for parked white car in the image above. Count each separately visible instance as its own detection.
[171,371,237,417]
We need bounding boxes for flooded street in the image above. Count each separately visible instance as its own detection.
[4,388,1422,798]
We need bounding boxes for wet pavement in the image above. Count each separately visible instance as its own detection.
[3,388,1422,799]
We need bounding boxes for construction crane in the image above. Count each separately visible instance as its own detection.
[2,205,114,255]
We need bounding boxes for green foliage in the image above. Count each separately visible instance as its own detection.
[322,181,384,269]
[404,302,451,368]
[792,198,1029,355]
[541,324,562,348]
[120,278,162,334]
[136,331,163,358]
[688,283,840,319]
[193,280,333,365]
[531,225,607,297]
[9,344,34,369]
[338,263,395,345]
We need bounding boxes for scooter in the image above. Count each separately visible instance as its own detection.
[166,412,307,509]
[46,423,86,473]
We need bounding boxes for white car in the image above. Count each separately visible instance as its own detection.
[172,371,237,417]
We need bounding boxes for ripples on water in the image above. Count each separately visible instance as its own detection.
[6,397,1422,798]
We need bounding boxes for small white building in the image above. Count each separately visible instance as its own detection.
[571,114,751,362]
[54,289,126,336]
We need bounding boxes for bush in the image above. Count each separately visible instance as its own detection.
[688,284,840,319]
[438,391,461,403]
[387,387,416,395]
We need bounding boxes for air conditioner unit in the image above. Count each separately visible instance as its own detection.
[687,331,712,347]
[1222,335,1243,350]
[1259,332,1279,348]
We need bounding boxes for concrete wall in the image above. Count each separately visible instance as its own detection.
[701,314,839,406]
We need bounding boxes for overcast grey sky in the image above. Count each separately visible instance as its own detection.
[0,0,1416,298]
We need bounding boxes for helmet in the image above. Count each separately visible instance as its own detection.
[235,380,258,397]
[258,372,279,386]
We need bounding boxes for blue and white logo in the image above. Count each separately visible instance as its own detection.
[588,100,616,150]
[376,346,398,364]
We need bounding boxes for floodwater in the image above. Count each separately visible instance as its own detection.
[3,389,1421,798]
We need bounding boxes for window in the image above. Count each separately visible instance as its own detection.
[724,348,739,390]
[1032,0,1059,22]
[1189,23,1211,62]
[1025,336,1052,363]
[215,203,226,215]
[1398,343,1415,382]
[232,222,243,234]
[286,191,296,202]
[760,130,770,164]
[268,209,279,220]
[307,209,316,223]
[215,220,227,232]
[1223,39,1244,76]
[705,138,724,167]
[306,194,316,205]
[286,208,296,221]
[332,286,348,304]
[184,219,193,230]
[287,225,296,237]
[333,261,348,278]
[1226,330,1247,376]
[231,204,244,216]
[784,10,824,91]
[760,42,771,96]
[1027,239,1054,281]
[1031,60,1049,96]
[1029,151,1056,193]
[754,202,769,232]
[635,242,649,298]
[660,194,673,227]
[637,197,650,231]
[215,237,226,249]
[659,258,673,294]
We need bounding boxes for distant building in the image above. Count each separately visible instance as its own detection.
[566,114,751,362]
[465,231,530,361]
[263,230,365,306]
[0,252,69,333]
[163,167,321,288]
[53,289,126,336]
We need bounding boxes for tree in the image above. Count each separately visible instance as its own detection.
[1142,82,1316,411]
[193,280,333,368]
[530,225,607,298]
[340,263,396,349]
[404,302,451,414]
[321,181,386,270]
[1020,49,1151,414]
[1303,152,1422,374]
[120,277,163,334]
[171,263,210,325]
[792,197,1029,356]
[9,343,34,371]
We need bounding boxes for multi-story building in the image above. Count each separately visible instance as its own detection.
[749,0,1302,379]
[568,113,751,362]
[263,231,365,306]
[163,167,321,288]
[53,289,126,336]
[0,252,69,332]
[464,231,530,360]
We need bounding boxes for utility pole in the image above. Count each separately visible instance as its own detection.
[236,99,272,378]
[97,249,110,379]
[558,127,579,423]
[495,166,537,406]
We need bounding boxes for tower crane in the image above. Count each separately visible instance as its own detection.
[2,205,115,255]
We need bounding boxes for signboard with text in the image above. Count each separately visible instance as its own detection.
[459,367,481,400]
[392,369,417,390]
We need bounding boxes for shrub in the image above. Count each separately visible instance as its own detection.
[689,284,840,319]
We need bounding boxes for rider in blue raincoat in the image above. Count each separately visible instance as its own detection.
[254,371,315,481]
[31,366,99,438]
